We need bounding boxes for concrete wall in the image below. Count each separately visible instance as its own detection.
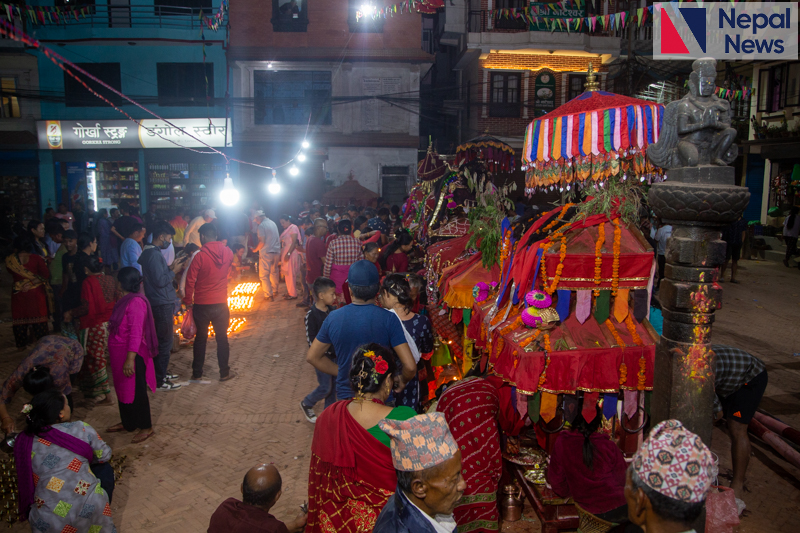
[326,146,416,195]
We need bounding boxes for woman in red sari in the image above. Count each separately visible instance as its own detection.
[436,371,524,533]
[307,344,416,533]
[5,236,52,349]
[71,254,120,404]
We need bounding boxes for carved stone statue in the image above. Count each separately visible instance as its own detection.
[648,58,738,169]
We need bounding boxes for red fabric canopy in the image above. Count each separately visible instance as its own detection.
[537,90,660,122]
[467,303,656,395]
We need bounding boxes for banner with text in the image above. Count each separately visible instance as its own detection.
[37,118,232,150]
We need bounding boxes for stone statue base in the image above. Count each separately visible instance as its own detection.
[649,166,750,444]
[667,165,735,185]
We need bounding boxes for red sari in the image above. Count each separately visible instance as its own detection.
[307,401,397,533]
[437,376,523,533]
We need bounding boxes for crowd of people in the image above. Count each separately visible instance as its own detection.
[0,194,770,533]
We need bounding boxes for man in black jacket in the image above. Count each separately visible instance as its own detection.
[139,221,187,391]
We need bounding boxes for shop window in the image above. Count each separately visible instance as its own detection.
[271,0,308,32]
[348,0,384,33]
[254,70,332,126]
[490,72,521,118]
[154,0,211,16]
[568,74,586,101]
[64,63,122,107]
[494,0,527,29]
[157,63,214,107]
[0,78,20,118]
[757,64,795,113]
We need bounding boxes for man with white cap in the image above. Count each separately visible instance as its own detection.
[625,419,714,533]
[184,209,217,248]
[373,412,466,533]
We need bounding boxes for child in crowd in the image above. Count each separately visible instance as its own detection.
[300,277,338,423]
[229,243,248,283]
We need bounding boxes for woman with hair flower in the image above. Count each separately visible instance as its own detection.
[306,344,416,533]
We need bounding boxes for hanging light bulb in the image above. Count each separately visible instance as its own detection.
[302,140,310,149]
[268,176,281,195]
[219,173,240,206]
[297,153,307,162]
[289,165,299,177]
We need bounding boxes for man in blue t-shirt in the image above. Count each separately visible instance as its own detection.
[307,260,416,400]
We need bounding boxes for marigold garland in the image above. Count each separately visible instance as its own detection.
[490,302,511,326]
[496,336,505,356]
[499,231,512,268]
[624,314,644,346]
[540,203,574,234]
[544,235,567,295]
[513,350,520,368]
[519,329,541,349]
[619,362,628,386]
[611,218,621,296]
[594,222,605,297]
[537,333,553,389]
[604,319,626,347]
[637,356,647,390]
[500,315,524,335]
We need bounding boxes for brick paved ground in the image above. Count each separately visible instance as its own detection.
[0,258,797,532]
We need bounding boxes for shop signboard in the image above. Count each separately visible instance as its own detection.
[37,118,232,150]
[533,72,556,117]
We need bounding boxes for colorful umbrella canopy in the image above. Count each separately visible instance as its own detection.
[521,90,665,193]
[417,145,448,182]
[455,133,515,174]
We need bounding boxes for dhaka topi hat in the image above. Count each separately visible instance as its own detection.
[379,413,459,472]
[632,419,714,503]
[348,260,380,287]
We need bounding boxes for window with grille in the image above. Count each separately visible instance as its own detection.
[254,70,332,125]
[0,78,20,118]
[157,63,214,107]
[568,74,586,101]
[757,64,797,113]
[490,72,521,118]
[64,63,122,107]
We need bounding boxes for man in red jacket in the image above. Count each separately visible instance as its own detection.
[184,223,236,382]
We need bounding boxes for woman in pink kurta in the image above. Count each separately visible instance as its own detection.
[106,267,157,444]
[279,215,303,299]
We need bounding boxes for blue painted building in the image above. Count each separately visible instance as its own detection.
[28,0,230,217]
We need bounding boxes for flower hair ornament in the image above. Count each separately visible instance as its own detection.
[21,404,32,415]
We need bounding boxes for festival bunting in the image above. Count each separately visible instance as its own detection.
[0,0,228,30]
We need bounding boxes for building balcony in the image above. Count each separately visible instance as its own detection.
[27,3,227,42]
[466,9,639,57]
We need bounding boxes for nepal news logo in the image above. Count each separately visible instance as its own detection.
[654,2,797,60]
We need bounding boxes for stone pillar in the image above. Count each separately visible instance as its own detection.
[648,166,750,444]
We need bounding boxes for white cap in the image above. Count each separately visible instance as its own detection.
[312,200,321,205]
[254,210,266,217]
[203,209,217,219]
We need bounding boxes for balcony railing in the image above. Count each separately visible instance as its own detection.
[25,4,227,30]
[467,9,652,40]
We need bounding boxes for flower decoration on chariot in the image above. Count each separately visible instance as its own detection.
[526,290,552,309]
